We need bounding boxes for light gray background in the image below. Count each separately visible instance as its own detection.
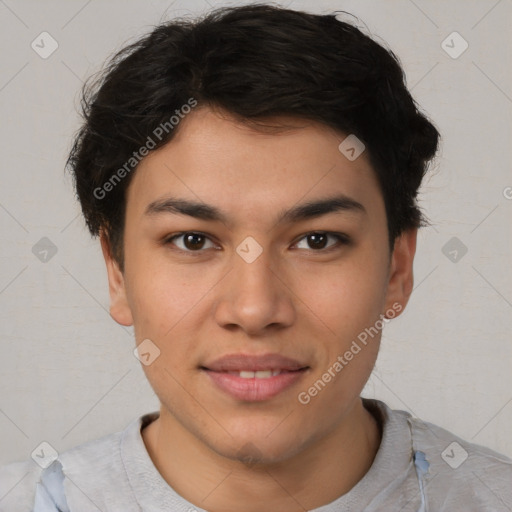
[1,0,511,466]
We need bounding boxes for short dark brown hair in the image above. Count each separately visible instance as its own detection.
[67,3,440,269]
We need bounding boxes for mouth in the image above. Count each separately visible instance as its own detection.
[223,369,295,378]
[200,353,310,402]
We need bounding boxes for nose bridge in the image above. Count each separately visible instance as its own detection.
[232,237,280,301]
[213,236,295,333]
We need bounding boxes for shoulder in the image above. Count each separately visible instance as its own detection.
[0,459,43,512]
[0,413,154,512]
[0,429,123,512]
[397,406,512,510]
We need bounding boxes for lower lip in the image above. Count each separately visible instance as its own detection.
[203,369,307,402]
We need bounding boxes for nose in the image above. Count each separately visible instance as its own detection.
[213,243,296,336]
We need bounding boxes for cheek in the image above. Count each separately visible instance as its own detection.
[124,247,207,338]
[295,259,386,416]
[296,338,379,435]
[292,253,389,337]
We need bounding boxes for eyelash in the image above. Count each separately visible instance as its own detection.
[163,231,351,255]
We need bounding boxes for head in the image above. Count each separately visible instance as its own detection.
[67,4,439,463]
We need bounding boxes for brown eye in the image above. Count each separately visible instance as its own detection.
[306,233,328,249]
[166,232,216,252]
[294,232,349,251]
[183,233,206,250]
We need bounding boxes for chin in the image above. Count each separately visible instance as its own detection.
[208,423,308,467]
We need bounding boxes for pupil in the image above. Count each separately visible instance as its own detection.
[185,233,204,250]
[309,233,327,249]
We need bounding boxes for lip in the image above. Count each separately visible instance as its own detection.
[201,353,309,402]
[202,353,307,372]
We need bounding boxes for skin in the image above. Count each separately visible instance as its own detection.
[101,106,417,511]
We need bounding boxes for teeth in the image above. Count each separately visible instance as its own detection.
[237,370,282,379]
[255,370,272,378]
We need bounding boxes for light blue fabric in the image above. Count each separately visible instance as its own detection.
[33,461,69,512]
[413,450,429,512]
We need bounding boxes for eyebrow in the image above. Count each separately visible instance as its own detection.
[144,194,366,226]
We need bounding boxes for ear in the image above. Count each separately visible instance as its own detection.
[100,232,133,326]
[383,228,417,317]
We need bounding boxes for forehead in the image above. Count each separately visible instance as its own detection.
[126,107,383,225]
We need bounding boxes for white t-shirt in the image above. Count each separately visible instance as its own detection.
[1,399,511,511]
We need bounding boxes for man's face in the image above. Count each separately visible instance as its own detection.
[103,107,415,463]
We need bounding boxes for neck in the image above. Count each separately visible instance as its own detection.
[142,398,381,512]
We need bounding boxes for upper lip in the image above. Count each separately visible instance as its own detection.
[202,353,308,372]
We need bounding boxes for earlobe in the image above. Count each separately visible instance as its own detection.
[100,232,134,326]
[383,229,417,316]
